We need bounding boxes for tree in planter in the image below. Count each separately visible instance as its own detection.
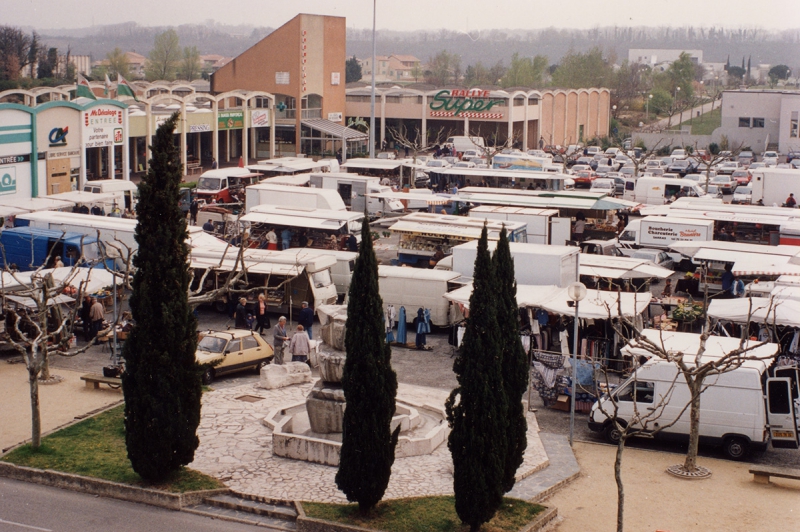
[335,214,399,513]
[446,225,508,531]
[491,226,528,492]
[122,112,202,482]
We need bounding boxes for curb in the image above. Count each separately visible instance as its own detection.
[529,470,581,504]
[295,501,558,532]
[0,462,229,510]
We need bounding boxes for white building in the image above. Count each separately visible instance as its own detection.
[717,90,800,153]
[628,49,703,66]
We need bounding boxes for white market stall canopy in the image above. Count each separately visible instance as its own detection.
[0,266,122,294]
[5,293,75,309]
[432,168,572,181]
[189,255,303,277]
[622,329,779,371]
[301,119,368,141]
[445,284,650,319]
[366,191,453,205]
[455,187,637,211]
[341,159,408,171]
[44,191,118,206]
[258,174,312,186]
[708,297,800,329]
[579,254,673,280]
[389,212,526,240]
[0,197,73,212]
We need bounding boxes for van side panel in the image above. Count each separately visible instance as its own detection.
[378,277,450,327]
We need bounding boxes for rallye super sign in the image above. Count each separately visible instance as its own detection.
[428,89,503,119]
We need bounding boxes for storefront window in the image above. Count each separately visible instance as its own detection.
[738,117,751,127]
[790,111,798,138]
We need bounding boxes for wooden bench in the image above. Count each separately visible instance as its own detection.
[749,465,800,484]
[80,374,122,390]
[186,162,203,176]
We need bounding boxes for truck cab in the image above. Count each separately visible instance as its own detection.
[195,169,261,204]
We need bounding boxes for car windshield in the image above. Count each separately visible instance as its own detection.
[312,269,333,288]
[737,186,752,194]
[198,336,227,353]
[197,177,223,191]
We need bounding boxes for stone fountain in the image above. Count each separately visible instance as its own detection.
[263,352,449,466]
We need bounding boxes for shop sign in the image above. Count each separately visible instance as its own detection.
[48,126,69,147]
[190,124,212,133]
[83,107,124,148]
[47,148,80,159]
[428,89,504,119]
[327,112,343,122]
[218,111,244,130]
[0,166,16,195]
[251,110,270,128]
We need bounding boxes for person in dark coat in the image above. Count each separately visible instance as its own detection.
[234,297,249,329]
[80,296,93,341]
[189,199,199,225]
[297,301,314,339]
[346,233,358,252]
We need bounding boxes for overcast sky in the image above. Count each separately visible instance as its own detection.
[9,0,800,31]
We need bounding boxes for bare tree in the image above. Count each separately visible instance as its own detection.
[387,124,454,187]
[689,142,745,194]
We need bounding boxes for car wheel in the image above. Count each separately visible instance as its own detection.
[604,421,626,445]
[213,301,227,313]
[202,368,215,385]
[255,359,270,373]
[722,436,749,461]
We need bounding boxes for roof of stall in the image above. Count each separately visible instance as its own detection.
[579,254,673,279]
[44,191,118,205]
[708,296,800,328]
[454,187,637,210]
[366,191,453,205]
[0,197,73,212]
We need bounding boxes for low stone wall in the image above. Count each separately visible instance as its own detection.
[0,461,229,510]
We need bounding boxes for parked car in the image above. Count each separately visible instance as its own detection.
[595,164,614,177]
[716,161,740,175]
[590,178,616,194]
[612,176,626,196]
[791,159,800,170]
[526,149,551,158]
[670,148,688,160]
[585,146,602,156]
[570,164,593,175]
[711,174,738,194]
[787,150,800,163]
[631,249,674,270]
[619,165,636,178]
[425,159,451,170]
[377,151,397,160]
[705,184,724,198]
[738,151,754,166]
[731,169,752,186]
[732,185,753,204]
[667,159,695,176]
[762,151,779,166]
[748,162,766,171]
[573,170,597,187]
[196,330,274,384]
[453,161,476,169]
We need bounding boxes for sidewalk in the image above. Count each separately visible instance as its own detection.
[0,361,122,452]
[644,98,720,132]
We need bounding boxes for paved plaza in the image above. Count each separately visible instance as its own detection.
[190,380,549,503]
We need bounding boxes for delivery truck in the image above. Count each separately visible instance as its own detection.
[623,176,706,205]
[467,205,572,245]
[308,173,403,215]
[0,227,106,271]
[617,216,714,265]
[589,330,798,460]
[449,240,579,288]
[245,183,347,212]
[750,168,800,207]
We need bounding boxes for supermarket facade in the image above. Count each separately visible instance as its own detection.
[0,13,610,202]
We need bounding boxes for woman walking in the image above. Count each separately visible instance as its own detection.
[288,325,311,363]
[255,293,271,334]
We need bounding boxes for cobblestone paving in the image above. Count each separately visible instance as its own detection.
[190,380,548,503]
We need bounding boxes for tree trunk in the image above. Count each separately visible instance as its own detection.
[29,363,41,449]
[615,437,626,532]
[683,379,702,472]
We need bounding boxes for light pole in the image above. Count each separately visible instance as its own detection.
[567,280,587,447]
[675,86,681,128]
[368,0,377,159]
[646,93,652,121]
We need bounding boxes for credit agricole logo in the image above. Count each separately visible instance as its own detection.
[429,89,504,119]
[48,126,69,147]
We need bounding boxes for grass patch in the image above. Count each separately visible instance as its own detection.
[1,405,222,493]
[302,496,545,532]
[679,107,721,136]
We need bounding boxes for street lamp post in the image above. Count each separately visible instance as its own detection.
[675,86,681,128]
[368,0,377,159]
[567,280,587,447]
[646,94,652,121]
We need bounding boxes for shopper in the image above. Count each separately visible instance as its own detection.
[297,301,314,339]
[234,297,249,329]
[255,293,271,334]
[288,325,311,363]
[272,317,289,365]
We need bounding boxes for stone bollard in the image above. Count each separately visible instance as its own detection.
[257,362,312,390]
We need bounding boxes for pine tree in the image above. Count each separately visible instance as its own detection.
[446,225,508,532]
[492,227,528,493]
[122,112,201,482]
[335,215,399,513]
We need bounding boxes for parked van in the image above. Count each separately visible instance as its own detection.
[624,176,705,205]
[83,179,138,211]
[589,330,798,459]
[195,169,261,204]
[308,173,403,215]
[446,136,485,154]
[285,248,357,299]
[378,265,465,327]
[0,227,106,271]
[245,183,347,212]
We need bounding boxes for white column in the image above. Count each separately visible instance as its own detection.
[226,130,231,163]
[122,108,130,180]
[522,96,529,149]
[463,118,469,136]
[242,99,249,166]
[107,144,114,179]
[145,103,153,172]
[270,99,276,159]
[213,99,219,164]
[180,101,187,176]
[380,94,386,150]
[421,95,428,146]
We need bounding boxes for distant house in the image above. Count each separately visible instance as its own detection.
[200,54,232,73]
[125,52,147,79]
[628,49,703,66]
[359,54,421,83]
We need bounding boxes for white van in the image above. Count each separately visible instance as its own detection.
[246,183,347,212]
[624,176,705,205]
[446,136,485,155]
[308,173,403,215]
[83,179,138,211]
[589,330,798,459]
[378,265,465,327]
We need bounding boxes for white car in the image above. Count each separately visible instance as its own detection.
[425,159,451,169]
[671,149,687,160]
[762,151,779,166]
[462,149,484,161]
[453,161,476,169]
[590,178,616,194]
[732,185,753,204]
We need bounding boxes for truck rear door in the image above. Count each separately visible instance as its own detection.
[766,377,799,449]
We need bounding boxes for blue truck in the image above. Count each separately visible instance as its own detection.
[0,227,108,271]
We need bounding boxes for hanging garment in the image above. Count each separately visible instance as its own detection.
[559,329,570,356]
[536,308,549,326]
[789,329,799,353]
[520,335,530,353]
[457,326,465,347]
[397,306,407,344]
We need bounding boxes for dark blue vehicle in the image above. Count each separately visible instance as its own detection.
[0,227,108,271]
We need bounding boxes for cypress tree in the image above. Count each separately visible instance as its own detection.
[335,215,399,513]
[122,112,201,482]
[492,227,529,493]
[446,225,508,532]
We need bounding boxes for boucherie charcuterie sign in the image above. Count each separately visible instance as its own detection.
[428,89,504,119]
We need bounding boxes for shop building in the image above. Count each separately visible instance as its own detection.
[345,85,611,150]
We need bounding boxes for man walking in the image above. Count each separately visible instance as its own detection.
[298,301,314,339]
[273,317,289,365]
[89,297,105,340]
[189,198,199,226]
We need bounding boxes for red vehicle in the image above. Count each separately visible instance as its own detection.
[573,170,597,188]
[195,169,262,204]
[731,169,752,186]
